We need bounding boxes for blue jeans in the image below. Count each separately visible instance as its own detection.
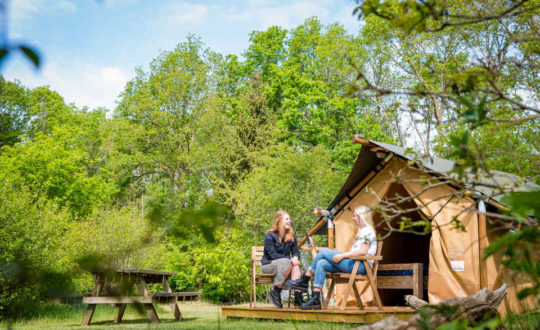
[308,248,366,289]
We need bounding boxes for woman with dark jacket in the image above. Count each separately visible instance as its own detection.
[261,210,303,308]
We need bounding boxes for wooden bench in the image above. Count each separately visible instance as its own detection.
[84,292,201,304]
[150,291,202,302]
[81,269,201,325]
[377,263,424,300]
[323,263,425,308]
[250,246,292,308]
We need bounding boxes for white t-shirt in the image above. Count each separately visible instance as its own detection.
[350,225,377,267]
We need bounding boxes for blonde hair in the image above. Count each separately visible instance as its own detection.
[268,210,295,243]
[354,205,375,229]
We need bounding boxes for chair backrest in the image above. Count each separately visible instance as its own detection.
[372,241,383,274]
[251,246,265,267]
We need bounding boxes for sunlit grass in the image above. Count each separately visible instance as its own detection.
[1,301,356,329]
[5,301,537,329]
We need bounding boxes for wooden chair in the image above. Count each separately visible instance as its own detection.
[250,246,292,308]
[324,241,384,311]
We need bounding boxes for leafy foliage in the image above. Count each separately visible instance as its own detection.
[0,5,538,322]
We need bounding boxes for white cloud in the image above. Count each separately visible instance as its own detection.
[9,0,41,24]
[104,0,139,9]
[220,0,332,30]
[222,10,251,22]
[56,1,76,12]
[5,60,130,111]
[100,67,128,85]
[333,4,360,32]
[164,2,208,26]
[8,0,76,37]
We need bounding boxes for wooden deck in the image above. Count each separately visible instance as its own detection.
[221,305,416,324]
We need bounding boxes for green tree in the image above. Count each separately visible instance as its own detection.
[233,143,346,240]
[0,78,30,148]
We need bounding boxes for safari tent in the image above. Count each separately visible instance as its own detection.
[298,135,537,314]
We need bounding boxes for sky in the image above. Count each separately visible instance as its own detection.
[2,0,360,110]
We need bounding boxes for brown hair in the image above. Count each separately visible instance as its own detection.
[267,210,295,243]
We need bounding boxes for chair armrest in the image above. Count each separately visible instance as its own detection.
[349,256,383,260]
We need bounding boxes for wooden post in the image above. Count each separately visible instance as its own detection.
[413,263,423,299]
[307,236,317,259]
[163,276,182,321]
[363,260,383,311]
[328,218,334,249]
[114,304,127,323]
[340,261,360,310]
[137,278,160,323]
[478,200,488,289]
[81,279,103,326]
[298,218,327,247]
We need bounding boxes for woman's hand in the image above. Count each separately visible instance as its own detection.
[291,256,299,265]
[332,254,345,263]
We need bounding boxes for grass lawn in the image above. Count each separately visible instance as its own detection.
[1,302,358,329]
[2,301,537,329]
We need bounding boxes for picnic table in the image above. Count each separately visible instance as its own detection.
[81,269,201,326]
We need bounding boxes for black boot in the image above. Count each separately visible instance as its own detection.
[286,273,310,291]
[293,290,304,308]
[300,291,321,310]
[269,286,283,308]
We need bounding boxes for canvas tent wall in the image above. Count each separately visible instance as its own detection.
[301,136,537,314]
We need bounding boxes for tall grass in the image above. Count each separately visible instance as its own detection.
[503,310,540,330]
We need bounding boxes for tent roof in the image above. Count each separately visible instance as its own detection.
[324,136,538,218]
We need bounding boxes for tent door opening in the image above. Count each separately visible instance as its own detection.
[373,182,431,306]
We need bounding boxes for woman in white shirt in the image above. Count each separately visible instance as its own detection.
[286,205,377,310]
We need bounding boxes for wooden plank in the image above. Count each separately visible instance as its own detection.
[221,306,415,324]
[339,196,350,207]
[352,136,375,147]
[363,261,383,311]
[117,269,176,276]
[377,276,415,289]
[83,296,154,304]
[144,303,160,323]
[379,264,422,271]
[324,279,335,310]
[413,263,423,299]
[349,256,382,260]
[307,236,317,259]
[298,218,327,247]
[349,170,377,197]
[478,211,488,289]
[92,269,176,277]
[352,283,363,309]
[81,281,103,326]
[162,276,182,322]
[341,261,360,310]
[114,304,127,323]
[150,292,201,298]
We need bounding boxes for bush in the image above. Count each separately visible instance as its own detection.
[0,184,72,319]
[164,228,252,303]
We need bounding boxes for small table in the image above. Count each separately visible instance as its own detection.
[81,269,188,326]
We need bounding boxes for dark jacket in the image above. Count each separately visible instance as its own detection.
[261,231,300,265]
